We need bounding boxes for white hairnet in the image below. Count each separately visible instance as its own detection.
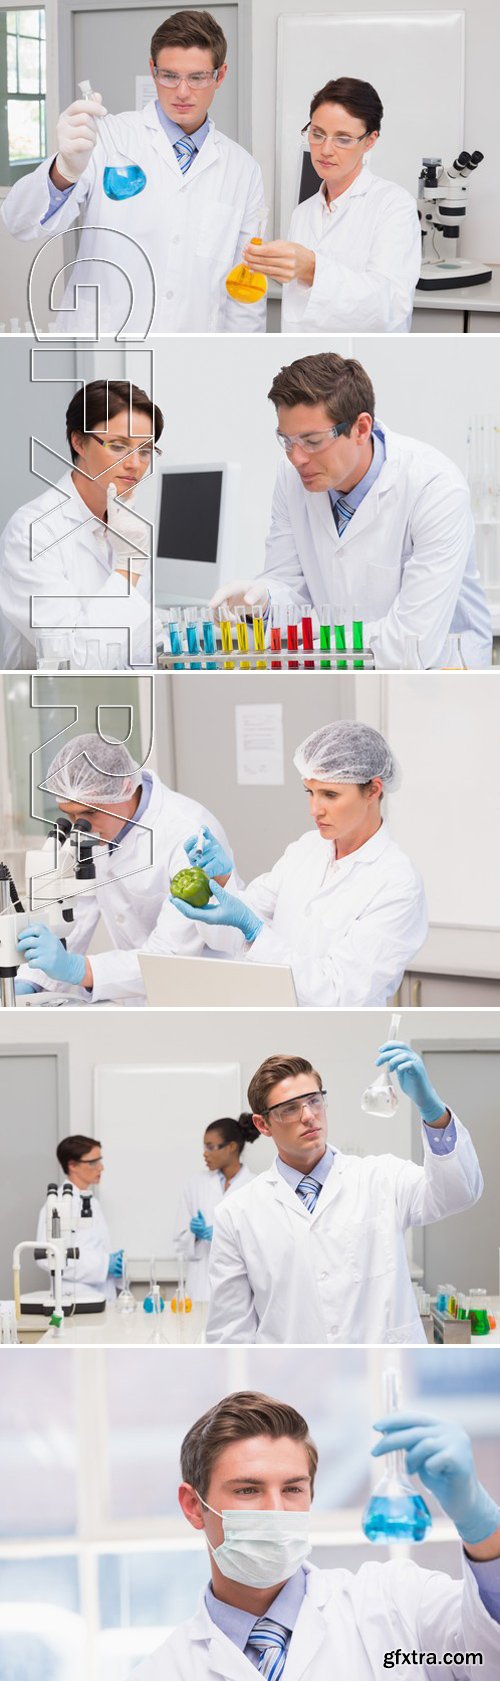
[42,734,142,804]
[293,721,401,790]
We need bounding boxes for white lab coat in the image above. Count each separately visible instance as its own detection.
[35,1184,116,1301]
[1,106,266,335]
[18,770,233,1004]
[0,470,155,670]
[206,1119,483,1346]
[260,422,491,670]
[131,1556,500,1679]
[197,822,427,1008]
[174,1165,254,1301]
[281,164,421,333]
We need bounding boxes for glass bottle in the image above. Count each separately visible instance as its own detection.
[362,1368,432,1543]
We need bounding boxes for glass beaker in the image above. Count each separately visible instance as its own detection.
[361,1013,401,1117]
[226,208,269,303]
[115,1255,137,1315]
[468,1288,490,1336]
[79,79,147,201]
[362,1368,432,1544]
[35,631,72,670]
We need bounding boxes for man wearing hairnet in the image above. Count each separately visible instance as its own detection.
[170,720,428,1008]
[16,733,235,1004]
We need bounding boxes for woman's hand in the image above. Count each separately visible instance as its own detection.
[242,239,316,287]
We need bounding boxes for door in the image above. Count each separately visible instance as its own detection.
[0,1044,69,1294]
[411,1042,500,1295]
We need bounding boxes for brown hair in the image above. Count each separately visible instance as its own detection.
[205,1113,260,1152]
[151,9,227,69]
[56,1134,101,1174]
[306,76,383,134]
[181,1390,318,1499]
[248,1056,323,1117]
[66,381,164,463]
[268,353,375,431]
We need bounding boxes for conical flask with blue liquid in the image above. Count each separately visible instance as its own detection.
[79,79,147,200]
[362,1368,432,1544]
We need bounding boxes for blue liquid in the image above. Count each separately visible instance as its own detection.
[202,619,218,669]
[362,1493,432,1543]
[186,622,202,669]
[103,164,147,200]
[168,622,185,669]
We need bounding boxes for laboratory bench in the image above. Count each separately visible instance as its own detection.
[398,928,500,1007]
[19,1300,208,1345]
[266,268,500,334]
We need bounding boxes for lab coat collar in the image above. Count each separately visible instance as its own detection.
[31,470,111,563]
[268,1147,347,1221]
[298,417,402,548]
[319,158,374,211]
[189,1565,330,1679]
[142,101,220,180]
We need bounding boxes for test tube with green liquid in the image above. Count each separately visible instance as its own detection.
[252,613,267,670]
[219,602,235,670]
[319,604,331,670]
[352,607,364,671]
[334,609,347,671]
[236,611,251,670]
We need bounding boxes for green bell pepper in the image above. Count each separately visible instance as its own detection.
[170,866,212,908]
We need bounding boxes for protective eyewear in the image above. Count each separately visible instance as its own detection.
[276,422,348,456]
[263,1090,327,1124]
[204,1142,228,1154]
[306,125,371,150]
[88,435,162,460]
[80,1155,103,1167]
[153,67,220,89]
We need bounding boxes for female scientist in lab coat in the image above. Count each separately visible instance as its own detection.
[170,721,428,1008]
[131,1389,500,1680]
[36,1134,122,1302]
[1,11,266,336]
[242,76,421,333]
[174,1114,257,1301]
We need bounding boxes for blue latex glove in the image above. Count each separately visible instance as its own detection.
[17,925,86,986]
[375,1042,446,1124]
[372,1413,500,1545]
[108,1249,124,1279]
[171,878,262,944]
[15,980,36,995]
[184,828,233,879]
[190,1211,213,1241]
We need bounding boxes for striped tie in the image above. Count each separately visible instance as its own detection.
[246,1616,289,1678]
[333,494,355,536]
[296,1174,322,1213]
[173,135,197,174]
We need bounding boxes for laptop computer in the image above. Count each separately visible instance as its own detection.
[139,953,298,1007]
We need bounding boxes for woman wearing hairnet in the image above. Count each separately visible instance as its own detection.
[171,720,427,1008]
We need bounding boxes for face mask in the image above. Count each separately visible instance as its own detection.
[197,1495,312,1588]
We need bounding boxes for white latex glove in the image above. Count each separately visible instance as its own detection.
[55,95,106,183]
[210,579,269,619]
[106,483,150,574]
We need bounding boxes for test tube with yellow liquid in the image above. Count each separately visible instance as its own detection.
[236,610,251,669]
[252,612,267,669]
[226,208,269,304]
[219,602,235,670]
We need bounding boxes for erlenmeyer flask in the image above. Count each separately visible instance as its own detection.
[361,1013,401,1116]
[226,208,269,303]
[115,1255,137,1315]
[440,634,467,670]
[79,80,147,201]
[362,1368,432,1544]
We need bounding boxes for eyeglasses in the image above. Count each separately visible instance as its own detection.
[80,1156,103,1167]
[276,422,348,456]
[263,1090,327,1124]
[204,1142,227,1154]
[88,435,162,460]
[307,125,371,150]
[153,67,219,89]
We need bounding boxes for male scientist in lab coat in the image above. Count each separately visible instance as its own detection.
[0,379,163,670]
[1,10,266,335]
[36,1133,122,1300]
[15,732,235,1005]
[211,351,492,670]
[206,1049,483,1345]
[131,1388,500,1678]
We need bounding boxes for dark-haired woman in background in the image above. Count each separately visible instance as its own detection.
[174,1115,258,1302]
[243,77,421,333]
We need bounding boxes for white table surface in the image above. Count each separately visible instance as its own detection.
[406,926,500,980]
[414,267,500,313]
[35,1299,207,1345]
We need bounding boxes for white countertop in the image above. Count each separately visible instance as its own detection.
[414,267,500,312]
[407,926,500,980]
[34,1299,207,1345]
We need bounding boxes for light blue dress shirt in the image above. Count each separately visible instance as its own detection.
[276,1144,335,1197]
[205,1565,308,1669]
[328,422,386,525]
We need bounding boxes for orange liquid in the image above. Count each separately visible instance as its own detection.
[226,238,267,303]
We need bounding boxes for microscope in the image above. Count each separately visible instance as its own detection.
[0,815,103,1006]
[13,1181,106,1328]
[417,151,492,290]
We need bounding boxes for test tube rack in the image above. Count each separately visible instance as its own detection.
[158,611,374,672]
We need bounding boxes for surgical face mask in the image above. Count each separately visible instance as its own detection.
[197,1495,312,1588]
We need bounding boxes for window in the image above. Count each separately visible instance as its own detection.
[0,8,46,183]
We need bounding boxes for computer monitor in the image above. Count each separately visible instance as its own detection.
[155,461,240,605]
[298,147,321,205]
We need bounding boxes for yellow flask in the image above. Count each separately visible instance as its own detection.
[226,208,268,303]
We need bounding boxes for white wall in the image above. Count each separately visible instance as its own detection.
[251,0,500,261]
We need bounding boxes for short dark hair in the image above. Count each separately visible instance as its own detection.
[66,381,164,464]
[151,9,227,69]
[56,1134,101,1175]
[181,1390,318,1500]
[268,352,375,432]
[205,1113,260,1153]
[248,1056,322,1117]
[306,76,383,135]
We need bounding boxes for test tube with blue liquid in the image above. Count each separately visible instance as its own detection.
[168,610,185,670]
[362,1368,432,1544]
[78,80,147,200]
[184,607,202,670]
[201,608,218,670]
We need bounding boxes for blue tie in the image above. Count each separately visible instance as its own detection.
[173,135,197,174]
[333,494,355,536]
[246,1616,289,1677]
[296,1174,322,1212]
